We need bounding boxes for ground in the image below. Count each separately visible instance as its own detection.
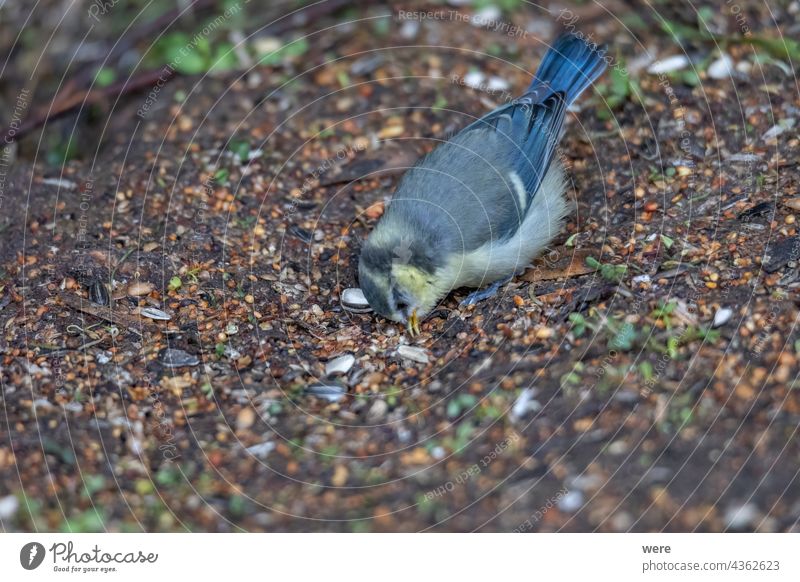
[1,0,799,532]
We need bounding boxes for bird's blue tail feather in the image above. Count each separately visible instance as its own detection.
[529,33,607,105]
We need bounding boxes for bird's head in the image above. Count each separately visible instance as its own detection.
[358,233,442,335]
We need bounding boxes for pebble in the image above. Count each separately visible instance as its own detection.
[712,307,733,328]
[763,236,800,273]
[325,354,355,377]
[160,348,200,368]
[140,307,171,321]
[245,441,275,459]
[487,76,510,92]
[707,54,734,79]
[236,407,256,430]
[557,490,584,513]
[42,177,78,190]
[727,152,761,163]
[397,345,429,364]
[471,5,501,27]
[305,381,347,403]
[509,388,539,421]
[341,288,372,312]
[784,197,800,211]
[762,118,796,141]
[127,281,154,296]
[725,502,760,530]
[647,55,690,74]
[463,71,486,89]
[399,19,419,40]
[0,494,19,521]
[367,399,388,422]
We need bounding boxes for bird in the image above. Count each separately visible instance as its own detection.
[358,33,607,335]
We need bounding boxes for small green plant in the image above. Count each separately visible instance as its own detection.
[586,256,627,282]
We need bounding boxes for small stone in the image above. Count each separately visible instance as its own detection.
[341,288,372,312]
[487,76,510,92]
[509,388,538,421]
[245,441,275,459]
[0,494,19,520]
[557,490,584,513]
[378,125,405,139]
[350,54,385,75]
[399,20,419,40]
[305,381,346,403]
[725,502,760,530]
[762,118,796,141]
[127,281,154,296]
[367,399,388,422]
[140,307,171,321]
[325,354,355,377]
[647,55,690,74]
[784,198,800,211]
[763,237,800,273]
[236,407,256,430]
[331,464,349,487]
[712,307,733,328]
[707,53,734,79]
[160,348,200,368]
[471,5,501,27]
[463,70,486,89]
[397,345,429,364]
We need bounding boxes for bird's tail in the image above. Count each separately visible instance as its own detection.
[529,33,607,105]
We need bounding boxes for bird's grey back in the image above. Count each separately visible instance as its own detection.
[381,128,525,255]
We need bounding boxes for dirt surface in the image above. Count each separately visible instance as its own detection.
[1,0,799,532]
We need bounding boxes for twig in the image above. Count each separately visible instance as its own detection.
[59,293,158,337]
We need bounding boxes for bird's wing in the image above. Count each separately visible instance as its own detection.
[461,90,568,201]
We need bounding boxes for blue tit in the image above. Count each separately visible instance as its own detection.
[359,33,607,334]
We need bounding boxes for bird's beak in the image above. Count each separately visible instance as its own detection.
[406,308,420,336]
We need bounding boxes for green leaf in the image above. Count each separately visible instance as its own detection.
[660,234,674,249]
[210,41,238,72]
[639,361,654,381]
[94,67,116,87]
[168,276,182,291]
[229,140,251,162]
[257,38,309,66]
[610,321,636,351]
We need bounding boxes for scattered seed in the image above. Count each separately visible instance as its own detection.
[127,281,154,296]
[397,345,429,364]
[647,55,690,74]
[342,288,372,312]
[160,348,200,368]
[325,354,355,376]
[236,407,256,430]
[88,281,109,306]
[707,53,734,79]
[140,306,171,321]
[713,307,733,328]
[305,381,347,403]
